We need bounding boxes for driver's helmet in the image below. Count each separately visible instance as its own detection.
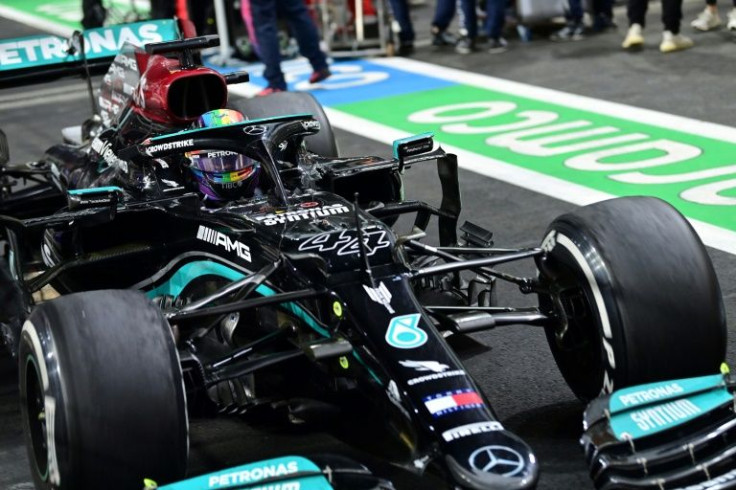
[187,109,260,201]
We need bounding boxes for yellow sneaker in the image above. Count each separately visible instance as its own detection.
[622,24,644,49]
[660,31,694,53]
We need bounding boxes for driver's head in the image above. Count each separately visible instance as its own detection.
[187,109,260,201]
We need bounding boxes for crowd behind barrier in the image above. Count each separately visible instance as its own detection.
[80,0,734,87]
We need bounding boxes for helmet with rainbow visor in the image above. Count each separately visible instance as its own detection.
[187,109,261,201]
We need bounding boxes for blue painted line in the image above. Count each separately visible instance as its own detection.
[207,58,455,107]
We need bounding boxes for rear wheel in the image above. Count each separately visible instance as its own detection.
[537,196,726,400]
[231,91,338,157]
[19,289,187,489]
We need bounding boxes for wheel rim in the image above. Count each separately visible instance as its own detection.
[544,262,606,399]
[25,355,49,481]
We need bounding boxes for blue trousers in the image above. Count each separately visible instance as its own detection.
[484,0,507,39]
[249,0,328,90]
[432,0,478,39]
[567,0,614,22]
[389,0,415,43]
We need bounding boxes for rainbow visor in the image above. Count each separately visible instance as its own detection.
[190,165,257,183]
[197,109,246,128]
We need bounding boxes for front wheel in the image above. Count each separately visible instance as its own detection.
[19,290,188,489]
[537,196,726,401]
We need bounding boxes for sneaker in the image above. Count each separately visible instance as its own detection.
[660,31,694,52]
[432,28,456,46]
[455,36,476,54]
[592,14,617,32]
[728,9,736,30]
[309,68,331,84]
[397,42,414,56]
[256,86,285,97]
[551,23,585,41]
[691,8,721,31]
[622,23,644,49]
[488,37,508,53]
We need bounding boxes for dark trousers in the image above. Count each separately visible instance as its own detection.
[628,0,683,33]
[250,0,328,90]
[388,0,415,43]
[81,0,105,28]
[432,0,478,39]
[485,0,507,39]
[567,0,614,22]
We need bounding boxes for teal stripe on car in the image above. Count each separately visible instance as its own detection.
[143,260,329,337]
[158,455,333,490]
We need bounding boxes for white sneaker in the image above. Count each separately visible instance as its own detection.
[660,31,694,53]
[691,8,721,31]
[622,23,644,49]
[728,9,736,30]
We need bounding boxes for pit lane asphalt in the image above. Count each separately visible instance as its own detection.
[2,2,736,487]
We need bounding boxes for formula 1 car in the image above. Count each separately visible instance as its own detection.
[0,20,731,490]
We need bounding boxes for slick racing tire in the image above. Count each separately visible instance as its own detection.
[231,91,338,156]
[0,259,25,359]
[19,290,187,489]
[537,196,726,401]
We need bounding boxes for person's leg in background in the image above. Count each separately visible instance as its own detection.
[455,0,478,53]
[250,0,288,94]
[691,0,721,30]
[149,0,176,20]
[81,0,106,28]
[660,0,693,52]
[484,0,507,52]
[551,0,585,41]
[388,0,416,55]
[278,0,332,83]
[431,0,458,45]
[622,0,647,48]
[592,0,617,31]
[729,0,736,29]
[187,0,210,37]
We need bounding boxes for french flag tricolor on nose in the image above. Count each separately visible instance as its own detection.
[423,389,483,417]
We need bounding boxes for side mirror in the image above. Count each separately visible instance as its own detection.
[392,132,434,172]
[67,186,122,225]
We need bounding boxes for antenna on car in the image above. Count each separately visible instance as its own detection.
[68,31,99,117]
[353,193,376,288]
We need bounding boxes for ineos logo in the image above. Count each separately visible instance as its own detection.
[242,125,266,135]
[468,445,525,477]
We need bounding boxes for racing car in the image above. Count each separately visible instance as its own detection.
[0,20,732,490]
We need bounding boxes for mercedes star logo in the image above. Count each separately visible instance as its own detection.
[243,125,266,135]
[468,445,525,477]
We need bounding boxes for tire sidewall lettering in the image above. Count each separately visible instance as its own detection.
[21,319,62,487]
[550,230,618,395]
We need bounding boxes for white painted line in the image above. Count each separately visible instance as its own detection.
[0,83,87,103]
[323,107,736,256]
[371,57,736,144]
[0,91,88,110]
[0,5,74,37]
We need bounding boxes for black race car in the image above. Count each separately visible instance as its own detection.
[0,22,732,490]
